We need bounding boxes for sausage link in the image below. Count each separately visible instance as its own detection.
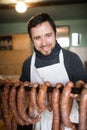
[47,92,52,111]
[75,80,85,88]
[23,81,41,121]
[44,81,52,111]
[60,81,76,130]
[1,83,12,130]
[29,82,40,112]
[38,83,48,112]
[52,87,60,130]
[28,103,34,117]
[9,83,26,126]
[17,84,31,123]
[60,122,65,130]
[17,84,40,124]
[78,87,87,130]
[0,79,7,87]
[44,81,51,87]
[11,117,17,130]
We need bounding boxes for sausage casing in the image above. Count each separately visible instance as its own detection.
[78,88,87,130]
[60,81,76,129]
[52,87,60,130]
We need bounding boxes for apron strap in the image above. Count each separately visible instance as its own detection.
[59,49,64,64]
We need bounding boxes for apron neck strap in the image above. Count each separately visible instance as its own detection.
[59,49,64,63]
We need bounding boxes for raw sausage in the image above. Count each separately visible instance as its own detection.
[78,87,87,130]
[44,81,52,111]
[47,92,52,111]
[52,87,60,130]
[11,117,17,130]
[38,83,48,112]
[75,80,85,88]
[17,84,40,124]
[9,82,26,126]
[29,82,40,112]
[60,81,76,130]
[1,82,12,130]
[28,103,34,117]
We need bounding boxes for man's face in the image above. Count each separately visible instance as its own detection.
[31,21,56,56]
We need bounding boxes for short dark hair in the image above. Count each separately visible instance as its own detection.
[27,13,56,39]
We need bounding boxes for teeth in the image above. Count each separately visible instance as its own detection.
[43,46,48,50]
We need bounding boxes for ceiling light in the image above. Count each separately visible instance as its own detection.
[15,1,27,13]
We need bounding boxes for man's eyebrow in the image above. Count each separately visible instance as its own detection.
[45,32,53,35]
[32,35,41,39]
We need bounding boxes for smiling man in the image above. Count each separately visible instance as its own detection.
[18,13,87,130]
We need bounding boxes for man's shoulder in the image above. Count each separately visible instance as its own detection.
[23,55,32,66]
[62,48,79,58]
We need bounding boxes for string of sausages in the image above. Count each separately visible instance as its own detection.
[0,79,87,130]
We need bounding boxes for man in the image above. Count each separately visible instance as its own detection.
[18,13,87,130]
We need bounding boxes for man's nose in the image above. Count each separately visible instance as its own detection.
[41,37,47,46]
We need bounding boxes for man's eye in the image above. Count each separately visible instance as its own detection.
[46,33,52,37]
[34,36,41,40]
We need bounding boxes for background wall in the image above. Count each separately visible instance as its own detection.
[55,19,87,65]
[0,33,32,80]
[0,19,87,46]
